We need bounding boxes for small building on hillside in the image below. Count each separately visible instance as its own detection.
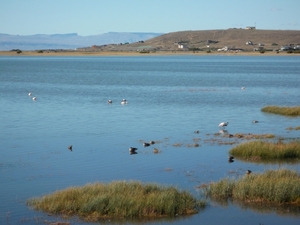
[178,44,187,49]
[246,26,256,30]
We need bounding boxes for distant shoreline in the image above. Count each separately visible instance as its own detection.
[0,50,297,57]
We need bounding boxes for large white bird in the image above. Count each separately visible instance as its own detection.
[219,122,229,127]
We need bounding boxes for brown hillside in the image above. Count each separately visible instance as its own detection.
[91,29,300,52]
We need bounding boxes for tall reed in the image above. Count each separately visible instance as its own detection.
[229,140,300,161]
[261,106,300,116]
[27,181,205,221]
[207,169,300,205]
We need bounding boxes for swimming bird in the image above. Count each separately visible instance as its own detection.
[107,100,113,104]
[246,170,252,175]
[129,147,138,155]
[153,148,159,154]
[143,142,151,147]
[228,156,234,161]
[219,122,229,128]
[68,145,72,151]
[150,141,155,145]
[129,147,137,153]
[121,99,128,104]
[28,92,32,96]
[32,97,37,101]
[252,120,258,123]
[241,87,246,90]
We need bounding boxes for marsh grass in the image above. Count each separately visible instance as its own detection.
[229,140,300,161]
[286,126,300,131]
[27,181,205,221]
[261,106,300,116]
[206,169,300,205]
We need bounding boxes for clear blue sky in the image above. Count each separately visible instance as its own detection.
[1,0,299,36]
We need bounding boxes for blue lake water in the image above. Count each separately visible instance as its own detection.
[0,55,300,225]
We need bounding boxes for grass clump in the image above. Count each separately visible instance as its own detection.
[229,140,300,161]
[206,169,300,205]
[286,126,300,131]
[261,106,300,116]
[27,181,205,221]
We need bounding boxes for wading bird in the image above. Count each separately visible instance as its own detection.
[219,122,229,128]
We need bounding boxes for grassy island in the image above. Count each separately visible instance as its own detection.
[206,169,300,205]
[27,181,205,222]
[261,106,300,116]
[228,140,300,161]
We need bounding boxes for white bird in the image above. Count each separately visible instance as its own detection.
[28,92,32,96]
[121,99,128,104]
[32,97,37,101]
[241,87,246,90]
[107,100,112,104]
[219,122,229,127]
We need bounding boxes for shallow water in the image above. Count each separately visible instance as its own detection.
[0,55,300,225]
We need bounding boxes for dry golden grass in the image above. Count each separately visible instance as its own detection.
[206,169,300,205]
[27,181,205,221]
[229,140,300,161]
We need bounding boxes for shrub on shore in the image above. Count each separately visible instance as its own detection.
[229,140,300,161]
[27,181,205,221]
[261,106,300,116]
[206,169,300,205]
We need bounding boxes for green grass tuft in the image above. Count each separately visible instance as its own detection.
[206,169,300,205]
[27,181,205,221]
[261,106,300,116]
[229,140,300,161]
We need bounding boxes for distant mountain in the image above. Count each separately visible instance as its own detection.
[0,32,163,50]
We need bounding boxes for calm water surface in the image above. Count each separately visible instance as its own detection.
[0,55,300,225]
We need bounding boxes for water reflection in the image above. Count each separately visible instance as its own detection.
[94,214,197,225]
[235,157,300,165]
[210,198,300,218]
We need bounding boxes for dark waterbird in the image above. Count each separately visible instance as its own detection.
[143,142,151,147]
[246,170,252,175]
[68,145,72,151]
[129,147,138,155]
[228,156,234,163]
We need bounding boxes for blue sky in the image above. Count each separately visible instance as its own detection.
[1,0,299,36]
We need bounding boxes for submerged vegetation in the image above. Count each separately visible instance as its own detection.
[27,181,205,222]
[261,106,300,116]
[229,140,300,161]
[206,169,300,205]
